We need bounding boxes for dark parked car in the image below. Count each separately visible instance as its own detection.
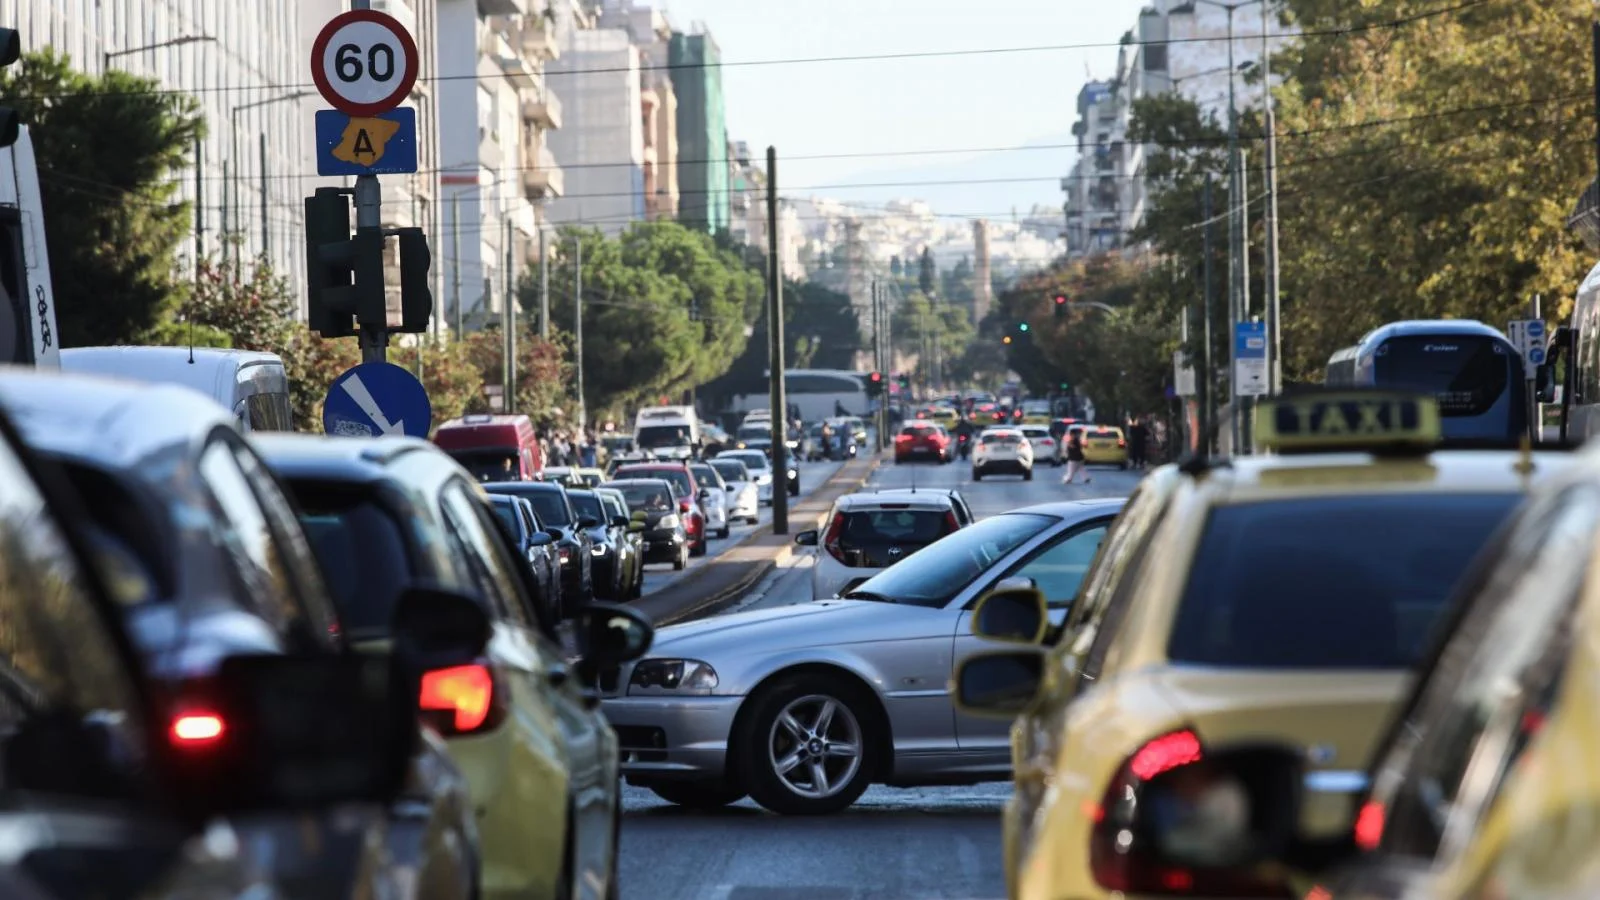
[490,493,562,617]
[612,463,708,556]
[596,487,645,599]
[606,477,691,570]
[483,480,598,616]
[569,488,640,601]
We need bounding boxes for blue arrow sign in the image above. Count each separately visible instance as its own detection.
[323,362,432,438]
[314,107,419,177]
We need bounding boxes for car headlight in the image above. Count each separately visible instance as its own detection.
[628,659,719,693]
[658,514,680,529]
[736,442,747,449]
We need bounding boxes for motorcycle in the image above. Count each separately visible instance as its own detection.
[957,433,973,459]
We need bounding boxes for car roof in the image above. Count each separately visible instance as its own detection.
[1206,450,1576,502]
[604,477,674,488]
[836,491,957,511]
[0,366,238,469]
[250,432,441,483]
[483,479,565,493]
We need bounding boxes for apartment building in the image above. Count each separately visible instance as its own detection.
[543,26,644,233]
[669,27,728,234]
[599,0,677,221]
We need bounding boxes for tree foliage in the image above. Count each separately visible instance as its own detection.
[1,50,203,347]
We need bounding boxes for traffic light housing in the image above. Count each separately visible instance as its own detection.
[304,187,386,339]
[1054,295,1067,318]
[0,30,20,149]
[396,227,432,334]
[866,371,884,397]
[898,373,911,391]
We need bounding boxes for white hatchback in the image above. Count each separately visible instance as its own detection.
[796,491,969,600]
[972,428,1033,481]
[1018,425,1060,467]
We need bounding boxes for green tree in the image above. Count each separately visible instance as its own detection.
[0,50,203,347]
[918,248,936,295]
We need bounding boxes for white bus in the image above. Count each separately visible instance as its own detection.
[728,369,871,424]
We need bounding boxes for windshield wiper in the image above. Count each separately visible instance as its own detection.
[841,589,898,604]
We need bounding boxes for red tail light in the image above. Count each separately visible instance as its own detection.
[823,511,847,564]
[1353,800,1385,851]
[1118,438,1127,448]
[679,497,693,513]
[170,712,225,747]
[420,664,506,735]
[1090,729,1287,896]
[944,511,960,534]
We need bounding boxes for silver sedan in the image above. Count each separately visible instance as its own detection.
[709,458,761,525]
[599,499,1124,814]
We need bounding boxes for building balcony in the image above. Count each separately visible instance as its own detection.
[495,34,539,90]
[522,89,562,130]
[523,146,564,200]
[478,0,527,17]
[520,17,560,61]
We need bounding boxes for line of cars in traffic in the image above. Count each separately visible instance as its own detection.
[0,368,672,899]
[893,415,1129,479]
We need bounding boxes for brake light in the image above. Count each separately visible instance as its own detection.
[944,511,960,534]
[1090,729,1287,896]
[823,511,847,564]
[1118,438,1127,448]
[1353,800,1385,851]
[170,712,225,746]
[420,664,505,735]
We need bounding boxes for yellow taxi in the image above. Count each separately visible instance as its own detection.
[1068,424,1129,468]
[920,406,961,430]
[952,391,1574,900]
[1021,400,1055,426]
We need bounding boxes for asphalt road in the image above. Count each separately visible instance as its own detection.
[617,454,1147,900]
[636,456,846,598]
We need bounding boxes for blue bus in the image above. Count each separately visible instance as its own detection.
[1324,320,1528,445]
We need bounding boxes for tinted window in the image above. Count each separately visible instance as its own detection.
[569,492,604,522]
[488,485,572,526]
[490,498,523,537]
[1168,494,1517,669]
[610,481,675,510]
[981,434,1021,446]
[601,495,628,520]
[691,465,723,489]
[1374,336,1512,417]
[199,441,299,635]
[901,425,937,437]
[711,460,749,483]
[637,425,693,449]
[737,425,768,440]
[848,513,1056,608]
[58,460,175,602]
[292,484,413,639]
[439,483,527,625]
[449,448,522,482]
[726,452,770,471]
[618,467,691,496]
[840,510,952,548]
[0,439,145,797]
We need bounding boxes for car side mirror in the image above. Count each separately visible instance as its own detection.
[952,649,1045,718]
[390,584,493,670]
[970,584,1049,644]
[1134,743,1310,872]
[611,515,629,528]
[698,489,711,500]
[578,517,600,529]
[545,527,565,540]
[725,484,736,492]
[1535,363,1556,403]
[528,531,554,547]
[576,602,654,672]
[163,653,415,823]
[794,529,819,546]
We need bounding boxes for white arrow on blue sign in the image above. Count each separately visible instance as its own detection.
[323,361,432,438]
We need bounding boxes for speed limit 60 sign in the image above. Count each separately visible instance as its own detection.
[311,9,419,118]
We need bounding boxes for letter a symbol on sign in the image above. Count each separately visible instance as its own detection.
[354,128,375,159]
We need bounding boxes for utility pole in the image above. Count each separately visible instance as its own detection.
[194,137,204,270]
[259,134,270,260]
[1236,151,1252,453]
[504,217,516,414]
[766,146,789,535]
[538,225,550,339]
[1202,175,1216,455]
[451,193,462,341]
[1262,0,1281,396]
[575,235,586,431]
[350,0,384,364]
[221,159,229,269]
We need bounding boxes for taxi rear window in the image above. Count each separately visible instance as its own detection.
[1168,493,1518,670]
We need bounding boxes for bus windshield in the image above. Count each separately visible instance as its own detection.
[1374,336,1512,418]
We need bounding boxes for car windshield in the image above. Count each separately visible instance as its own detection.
[637,425,692,449]
[712,461,748,482]
[619,467,691,496]
[612,482,675,511]
[1373,336,1513,418]
[729,452,770,471]
[738,425,768,440]
[446,448,521,482]
[569,492,605,522]
[290,482,412,640]
[1169,493,1520,669]
[486,484,572,526]
[691,465,722,488]
[846,513,1055,608]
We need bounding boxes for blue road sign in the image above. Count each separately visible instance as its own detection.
[315,107,418,177]
[1234,320,1267,359]
[323,361,432,438]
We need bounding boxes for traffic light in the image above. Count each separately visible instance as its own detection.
[1018,322,1030,333]
[866,371,884,397]
[0,30,19,148]
[304,187,384,339]
[396,227,433,333]
[1002,335,1013,345]
[898,373,911,391]
[1054,295,1067,318]
[1059,380,1071,392]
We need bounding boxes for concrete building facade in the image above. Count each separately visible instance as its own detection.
[599,0,678,221]
[668,28,728,234]
[544,27,645,233]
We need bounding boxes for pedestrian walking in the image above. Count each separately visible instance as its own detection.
[1127,416,1149,470]
[1061,429,1090,485]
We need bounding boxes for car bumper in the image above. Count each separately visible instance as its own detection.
[1084,448,1127,465]
[975,458,1031,472]
[602,695,744,780]
[641,530,685,562]
[895,445,945,460]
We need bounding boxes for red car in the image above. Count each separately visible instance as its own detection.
[612,462,709,556]
[893,420,953,464]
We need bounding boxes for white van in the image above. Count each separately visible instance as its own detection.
[60,346,294,432]
[633,405,700,460]
[0,127,61,368]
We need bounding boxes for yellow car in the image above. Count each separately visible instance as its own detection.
[1067,424,1128,468]
[921,406,960,429]
[954,391,1573,900]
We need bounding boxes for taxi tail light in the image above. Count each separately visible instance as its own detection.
[1088,729,1288,898]
[419,663,508,737]
[1118,438,1127,448]
[822,511,848,564]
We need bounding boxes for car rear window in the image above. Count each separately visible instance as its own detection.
[840,509,953,547]
[711,461,748,483]
[486,485,572,526]
[291,483,413,639]
[901,425,937,437]
[1168,493,1519,670]
[446,448,521,482]
[981,434,1021,445]
[618,467,691,496]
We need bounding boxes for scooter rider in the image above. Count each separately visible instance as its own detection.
[953,417,976,459]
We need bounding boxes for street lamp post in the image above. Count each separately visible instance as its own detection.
[228,91,313,269]
[102,35,215,71]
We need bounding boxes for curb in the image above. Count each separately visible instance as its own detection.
[650,454,882,626]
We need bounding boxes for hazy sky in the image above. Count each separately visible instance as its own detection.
[654,0,1148,212]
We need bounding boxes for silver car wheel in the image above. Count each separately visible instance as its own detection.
[766,694,862,799]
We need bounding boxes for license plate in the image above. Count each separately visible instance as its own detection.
[1091,441,1116,450]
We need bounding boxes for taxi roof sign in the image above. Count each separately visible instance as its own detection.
[1255,391,1441,454]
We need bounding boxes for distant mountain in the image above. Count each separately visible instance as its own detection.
[814,131,1076,220]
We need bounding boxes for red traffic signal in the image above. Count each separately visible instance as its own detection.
[869,371,883,383]
[1054,295,1066,305]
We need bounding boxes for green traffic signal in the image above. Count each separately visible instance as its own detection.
[1018,322,1030,332]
